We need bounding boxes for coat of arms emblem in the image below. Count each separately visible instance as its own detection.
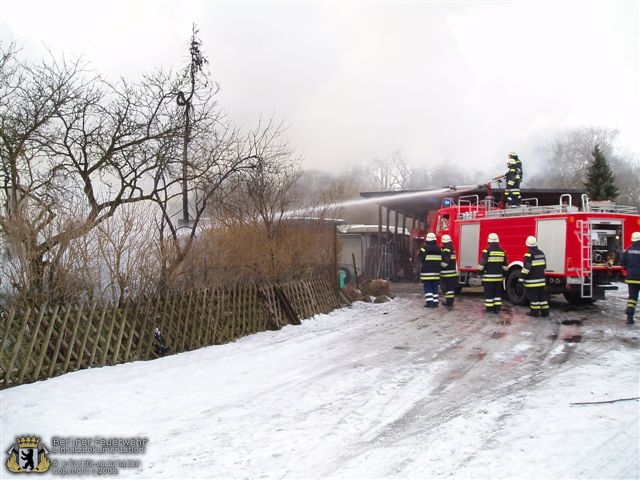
[6,437,50,473]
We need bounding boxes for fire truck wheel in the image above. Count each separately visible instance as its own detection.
[563,292,597,305]
[505,269,527,306]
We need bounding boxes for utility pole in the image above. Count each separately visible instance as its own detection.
[176,25,206,227]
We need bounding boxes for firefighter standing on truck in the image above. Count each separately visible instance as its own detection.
[509,151,523,186]
[504,158,521,207]
[520,236,549,318]
[620,231,640,325]
[495,152,523,208]
[419,232,442,308]
[477,233,508,313]
[440,234,458,307]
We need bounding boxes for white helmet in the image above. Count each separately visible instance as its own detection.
[441,234,452,243]
[426,232,437,242]
[488,233,499,243]
[632,231,640,242]
[508,151,519,160]
[526,236,537,247]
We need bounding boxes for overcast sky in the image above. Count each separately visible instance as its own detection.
[1,0,638,175]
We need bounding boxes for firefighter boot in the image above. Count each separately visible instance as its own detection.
[626,307,635,325]
[526,310,539,317]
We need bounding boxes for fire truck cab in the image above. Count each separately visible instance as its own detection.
[430,190,640,305]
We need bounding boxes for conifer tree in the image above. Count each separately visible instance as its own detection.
[584,144,619,201]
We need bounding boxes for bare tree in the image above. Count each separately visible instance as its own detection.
[94,202,159,302]
[151,28,267,289]
[529,127,619,189]
[527,126,639,208]
[369,150,412,191]
[212,119,303,277]
[0,44,180,301]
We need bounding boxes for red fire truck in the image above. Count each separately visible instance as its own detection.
[429,185,640,305]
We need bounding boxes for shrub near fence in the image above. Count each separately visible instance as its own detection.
[0,277,342,389]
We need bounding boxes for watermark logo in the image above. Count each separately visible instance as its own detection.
[6,436,50,473]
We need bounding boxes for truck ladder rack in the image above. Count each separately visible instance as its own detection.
[577,220,592,298]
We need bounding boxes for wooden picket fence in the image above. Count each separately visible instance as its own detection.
[0,277,343,389]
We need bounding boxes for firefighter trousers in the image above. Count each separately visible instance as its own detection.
[526,286,549,316]
[626,282,639,321]
[422,280,440,307]
[441,276,457,305]
[482,281,503,311]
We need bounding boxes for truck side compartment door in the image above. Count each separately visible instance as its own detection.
[536,218,567,274]
[459,223,481,269]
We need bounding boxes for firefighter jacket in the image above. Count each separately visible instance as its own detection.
[621,241,640,284]
[521,246,546,288]
[514,159,523,183]
[440,243,458,278]
[505,165,520,189]
[477,244,507,282]
[419,241,442,281]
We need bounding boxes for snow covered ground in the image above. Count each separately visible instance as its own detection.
[2,284,639,479]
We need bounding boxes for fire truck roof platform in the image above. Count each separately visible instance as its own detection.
[359,186,591,225]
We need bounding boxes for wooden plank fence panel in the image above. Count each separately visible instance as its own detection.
[48,305,73,378]
[1,274,341,389]
[166,291,181,354]
[143,295,164,360]
[17,305,48,384]
[179,290,193,352]
[193,289,206,349]
[140,297,160,360]
[5,306,32,386]
[101,306,118,366]
[0,306,18,385]
[134,299,153,361]
[76,301,98,371]
[122,302,141,362]
[89,304,108,367]
[63,303,85,373]
[33,305,60,381]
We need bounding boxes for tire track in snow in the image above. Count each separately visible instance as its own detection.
[318,287,639,477]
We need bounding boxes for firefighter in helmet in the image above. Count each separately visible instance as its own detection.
[495,152,523,207]
[504,158,521,207]
[440,234,458,307]
[419,232,442,308]
[620,231,640,325]
[521,236,549,317]
[508,151,523,184]
[477,233,508,313]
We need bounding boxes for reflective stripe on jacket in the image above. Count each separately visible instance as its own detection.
[440,244,458,278]
[621,241,640,284]
[419,242,442,281]
[477,245,507,282]
[522,246,546,288]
